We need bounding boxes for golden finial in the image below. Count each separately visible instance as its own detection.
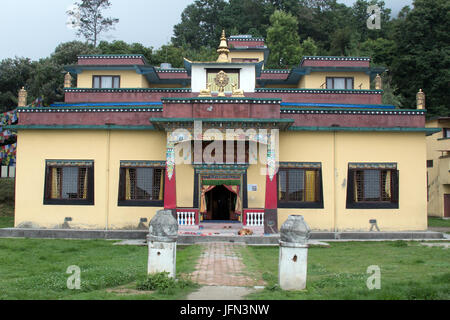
[416,88,425,109]
[216,29,230,63]
[64,72,72,88]
[375,74,382,90]
[18,87,27,107]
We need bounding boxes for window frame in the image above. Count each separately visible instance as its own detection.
[43,162,94,206]
[326,77,354,90]
[277,167,324,209]
[117,165,165,207]
[346,166,399,209]
[92,75,121,89]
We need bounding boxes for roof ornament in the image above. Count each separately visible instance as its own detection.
[375,74,382,90]
[198,83,212,97]
[216,30,230,63]
[231,83,245,97]
[416,89,425,109]
[18,87,27,107]
[64,72,73,88]
[214,70,229,97]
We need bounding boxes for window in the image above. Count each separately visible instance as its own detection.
[44,160,94,205]
[92,76,120,88]
[326,77,354,89]
[443,128,450,138]
[427,160,433,168]
[118,161,165,206]
[277,163,323,208]
[206,69,240,92]
[346,163,399,209]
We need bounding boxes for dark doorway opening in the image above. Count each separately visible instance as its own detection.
[205,185,237,221]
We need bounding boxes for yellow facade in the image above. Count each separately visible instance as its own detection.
[15,128,428,231]
[77,70,150,88]
[298,72,371,89]
[426,119,450,217]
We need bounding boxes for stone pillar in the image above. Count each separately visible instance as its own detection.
[18,87,27,107]
[264,133,278,234]
[374,74,382,90]
[279,215,310,290]
[64,72,72,88]
[416,89,425,109]
[147,209,178,278]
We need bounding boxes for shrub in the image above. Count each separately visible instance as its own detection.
[0,178,14,203]
[136,272,196,294]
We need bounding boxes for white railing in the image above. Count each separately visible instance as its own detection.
[177,211,196,226]
[1,166,15,178]
[246,211,264,226]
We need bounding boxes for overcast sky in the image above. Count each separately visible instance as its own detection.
[0,0,413,61]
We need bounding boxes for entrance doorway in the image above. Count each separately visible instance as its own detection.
[444,194,450,218]
[205,185,238,221]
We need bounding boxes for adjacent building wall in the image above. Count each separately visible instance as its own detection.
[77,70,150,88]
[299,72,370,90]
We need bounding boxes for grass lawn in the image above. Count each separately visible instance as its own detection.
[0,238,202,300]
[428,217,450,228]
[239,241,450,300]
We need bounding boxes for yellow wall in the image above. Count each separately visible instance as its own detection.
[278,131,428,231]
[426,119,450,217]
[14,130,166,229]
[228,51,264,63]
[77,70,150,88]
[15,129,427,231]
[298,72,370,89]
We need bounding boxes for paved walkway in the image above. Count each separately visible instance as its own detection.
[189,242,265,287]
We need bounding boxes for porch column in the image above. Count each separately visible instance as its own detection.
[264,131,278,234]
[164,131,176,211]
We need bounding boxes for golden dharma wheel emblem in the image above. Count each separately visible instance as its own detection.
[215,70,229,96]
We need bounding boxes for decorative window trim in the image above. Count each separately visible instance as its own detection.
[43,160,94,206]
[277,164,324,209]
[326,77,354,90]
[117,161,165,207]
[346,163,399,209]
[92,75,121,89]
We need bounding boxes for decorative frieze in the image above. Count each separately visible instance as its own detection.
[64,88,191,93]
[17,106,163,113]
[256,88,382,94]
[280,108,426,116]
[162,97,281,104]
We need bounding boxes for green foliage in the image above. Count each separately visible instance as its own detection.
[0,58,34,111]
[266,10,301,69]
[428,217,450,228]
[241,242,450,300]
[136,272,197,294]
[391,0,450,117]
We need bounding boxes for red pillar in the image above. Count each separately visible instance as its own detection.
[265,167,277,209]
[164,166,176,209]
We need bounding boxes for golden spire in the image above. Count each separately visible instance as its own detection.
[18,87,27,107]
[416,89,425,109]
[216,30,230,63]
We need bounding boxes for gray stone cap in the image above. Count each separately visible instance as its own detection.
[279,241,309,248]
[280,215,311,243]
[149,209,178,239]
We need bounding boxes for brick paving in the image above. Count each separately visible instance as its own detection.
[189,242,265,287]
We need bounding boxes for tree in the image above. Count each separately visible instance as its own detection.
[0,58,35,111]
[67,0,119,47]
[391,0,450,117]
[266,10,302,69]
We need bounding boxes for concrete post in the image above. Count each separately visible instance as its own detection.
[147,209,178,278]
[279,215,310,290]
